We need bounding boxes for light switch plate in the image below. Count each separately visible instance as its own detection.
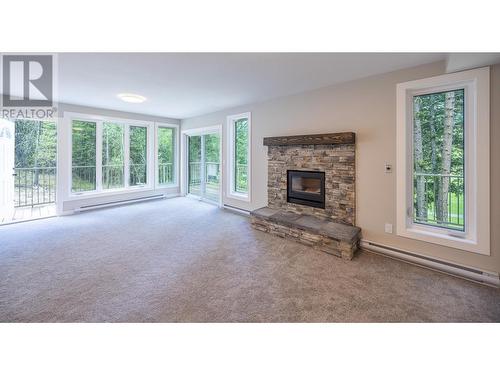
[385,164,392,173]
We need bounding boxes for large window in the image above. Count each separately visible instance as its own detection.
[70,116,180,195]
[396,67,490,254]
[227,112,251,201]
[70,117,154,194]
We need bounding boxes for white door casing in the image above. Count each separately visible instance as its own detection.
[0,119,15,219]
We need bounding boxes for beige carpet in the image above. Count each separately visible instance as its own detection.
[1,197,499,322]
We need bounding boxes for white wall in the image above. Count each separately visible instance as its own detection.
[56,103,181,213]
[181,61,500,274]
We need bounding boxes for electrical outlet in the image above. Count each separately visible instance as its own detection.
[385,223,393,234]
[385,164,392,173]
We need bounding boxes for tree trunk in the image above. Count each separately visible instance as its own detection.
[413,97,427,221]
[429,100,441,222]
[439,91,455,224]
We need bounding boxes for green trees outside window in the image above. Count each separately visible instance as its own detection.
[72,120,96,192]
[234,118,248,193]
[413,89,465,231]
[14,120,57,206]
[129,126,147,186]
[102,123,124,189]
[158,127,175,185]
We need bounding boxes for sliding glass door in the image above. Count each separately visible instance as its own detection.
[187,131,220,204]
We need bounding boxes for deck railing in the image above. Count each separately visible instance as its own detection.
[72,165,96,192]
[102,165,124,189]
[130,163,147,185]
[413,173,464,230]
[189,162,202,185]
[235,163,248,193]
[188,162,221,185]
[14,167,56,207]
[159,162,174,185]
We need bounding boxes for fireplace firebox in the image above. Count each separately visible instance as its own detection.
[287,170,325,208]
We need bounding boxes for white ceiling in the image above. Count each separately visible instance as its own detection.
[57,53,448,119]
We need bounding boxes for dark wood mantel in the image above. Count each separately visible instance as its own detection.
[263,132,355,146]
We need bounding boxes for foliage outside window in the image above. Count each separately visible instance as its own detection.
[102,123,124,189]
[14,120,57,206]
[72,120,96,192]
[234,118,249,194]
[157,127,175,185]
[227,113,250,201]
[70,118,157,194]
[413,89,464,231]
[129,126,148,186]
[188,135,201,194]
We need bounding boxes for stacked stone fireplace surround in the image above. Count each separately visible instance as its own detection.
[250,133,361,260]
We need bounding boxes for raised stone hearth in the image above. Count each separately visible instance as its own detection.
[251,132,361,260]
[251,207,361,260]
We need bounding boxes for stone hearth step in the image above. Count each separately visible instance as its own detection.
[250,207,361,260]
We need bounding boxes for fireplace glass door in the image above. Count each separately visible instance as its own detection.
[287,170,325,208]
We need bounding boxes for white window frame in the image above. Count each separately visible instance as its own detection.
[66,112,155,199]
[226,112,251,202]
[396,67,490,255]
[155,122,180,188]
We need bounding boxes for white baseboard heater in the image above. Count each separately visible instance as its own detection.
[223,204,250,216]
[75,194,166,213]
[360,239,500,288]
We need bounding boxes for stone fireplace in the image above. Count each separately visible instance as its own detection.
[250,132,361,260]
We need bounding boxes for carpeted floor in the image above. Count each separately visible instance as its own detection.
[0,197,499,322]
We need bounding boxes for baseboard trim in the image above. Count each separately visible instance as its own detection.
[360,239,500,288]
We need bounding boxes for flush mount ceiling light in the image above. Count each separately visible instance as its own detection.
[117,93,147,103]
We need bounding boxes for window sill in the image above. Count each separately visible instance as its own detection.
[157,183,179,189]
[397,225,489,255]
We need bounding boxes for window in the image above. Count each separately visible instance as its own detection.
[227,112,251,201]
[157,126,175,185]
[70,116,155,194]
[396,67,490,254]
[413,89,465,231]
[129,126,148,186]
[72,120,96,192]
[102,122,124,189]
